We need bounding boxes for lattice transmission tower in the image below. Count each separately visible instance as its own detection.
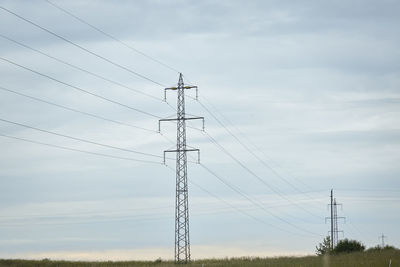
[379,233,387,248]
[159,73,204,263]
[326,189,345,248]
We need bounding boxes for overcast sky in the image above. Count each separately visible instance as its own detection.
[0,0,399,261]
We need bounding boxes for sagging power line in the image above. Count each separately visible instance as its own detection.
[0,33,163,102]
[198,95,321,199]
[0,117,165,160]
[166,165,309,237]
[44,0,180,74]
[0,6,166,87]
[0,133,161,164]
[198,162,322,237]
[0,2,346,258]
[201,130,323,220]
[0,56,161,118]
[3,2,325,225]
[0,85,156,133]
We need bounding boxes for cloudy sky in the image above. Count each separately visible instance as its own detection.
[0,0,399,261]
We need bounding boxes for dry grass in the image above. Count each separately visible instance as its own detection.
[0,249,399,267]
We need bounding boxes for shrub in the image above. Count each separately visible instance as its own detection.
[316,236,332,255]
[333,239,365,254]
[367,245,397,252]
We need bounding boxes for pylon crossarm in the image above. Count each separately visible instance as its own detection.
[159,117,205,133]
[164,87,176,101]
[164,85,198,101]
[163,149,200,164]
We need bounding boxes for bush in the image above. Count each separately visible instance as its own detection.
[333,239,365,254]
[367,245,397,252]
[316,236,332,255]
[382,245,396,250]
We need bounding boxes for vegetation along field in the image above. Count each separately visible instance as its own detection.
[1,249,399,267]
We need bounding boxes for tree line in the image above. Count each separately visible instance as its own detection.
[316,236,398,255]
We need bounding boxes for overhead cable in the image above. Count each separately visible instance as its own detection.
[0,85,157,133]
[198,163,322,237]
[0,6,166,87]
[203,130,323,220]
[44,0,180,74]
[165,165,300,235]
[199,96,317,195]
[0,56,161,118]
[0,33,163,102]
[0,133,161,164]
[0,117,163,159]
[187,95,323,219]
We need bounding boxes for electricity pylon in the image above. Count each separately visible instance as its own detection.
[159,73,204,263]
[379,233,387,248]
[326,189,345,248]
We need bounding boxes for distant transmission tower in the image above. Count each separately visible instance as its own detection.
[379,233,387,248]
[326,189,345,248]
[159,73,204,263]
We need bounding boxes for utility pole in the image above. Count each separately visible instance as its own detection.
[159,73,204,263]
[379,233,387,248]
[326,189,345,248]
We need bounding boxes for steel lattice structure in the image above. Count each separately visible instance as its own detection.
[159,73,204,263]
[326,189,345,248]
[333,198,339,247]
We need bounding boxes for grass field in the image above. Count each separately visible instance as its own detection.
[1,249,399,267]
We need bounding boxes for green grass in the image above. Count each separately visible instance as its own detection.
[1,249,399,267]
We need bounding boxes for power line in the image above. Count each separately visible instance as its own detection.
[0,33,163,102]
[165,165,300,236]
[0,203,173,220]
[44,0,180,74]
[0,133,161,164]
[0,112,319,237]
[0,1,324,248]
[0,56,161,118]
[0,211,173,227]
[185,145,320,226]
[0,117,164,160]
[340,209,375,245]
[199,95,319,196]
[0,119,320,232]
[1,1,323,241]
[0,6,166,87]
[187,95,323,218]
[196,97,323,209]
[0,85,156,133]
[202,130,323,220]
[1,130,315,237]
[198,163,322,237]
[0,195,312,228]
